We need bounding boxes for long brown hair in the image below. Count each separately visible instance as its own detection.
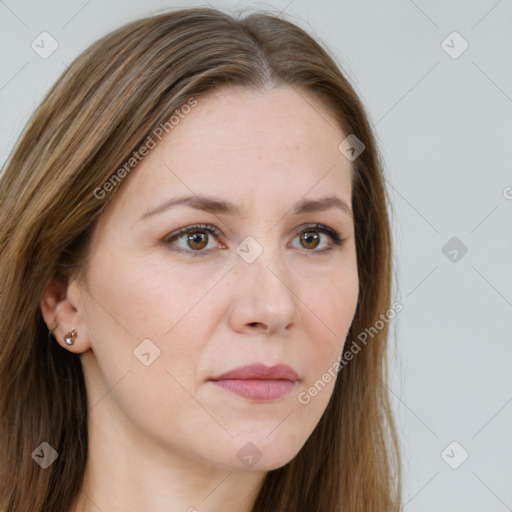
[0,7,401,511]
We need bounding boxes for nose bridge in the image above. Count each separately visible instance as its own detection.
[234,234,299,317]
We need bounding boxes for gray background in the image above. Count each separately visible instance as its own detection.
[1,1,511,510]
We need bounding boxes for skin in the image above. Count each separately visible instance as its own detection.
[41,86,359,512]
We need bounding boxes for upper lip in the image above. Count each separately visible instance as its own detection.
[209,363,299,381]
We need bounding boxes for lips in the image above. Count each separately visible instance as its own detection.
[209,363,299,401]
[210,363,299,381]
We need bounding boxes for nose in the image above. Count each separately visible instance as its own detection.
[228,247,302,336]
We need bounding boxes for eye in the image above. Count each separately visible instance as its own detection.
[163,223,345,257]
[163,224,224,258]
[290,223,344,254]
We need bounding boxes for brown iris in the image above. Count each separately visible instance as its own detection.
[300,231,320,249]
[187,231,209,250]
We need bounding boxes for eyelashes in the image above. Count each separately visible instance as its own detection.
[163,223,346,258]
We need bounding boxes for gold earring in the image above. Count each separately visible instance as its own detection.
[64,329,77,346]
[48,324,58,339]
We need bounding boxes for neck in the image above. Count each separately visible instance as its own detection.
[70,416,265,512]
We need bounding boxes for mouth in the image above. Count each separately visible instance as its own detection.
[208,363,299,402]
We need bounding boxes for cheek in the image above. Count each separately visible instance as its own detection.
[305,264,359,342]
[86,252,224,392]
[87,246,205,338]
[297,265,358,401]
[81,257,210,444]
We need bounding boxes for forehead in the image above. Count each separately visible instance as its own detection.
[166,86,346,165]
[103,86,353,225]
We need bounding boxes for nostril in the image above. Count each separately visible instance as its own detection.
[248,322,268,332]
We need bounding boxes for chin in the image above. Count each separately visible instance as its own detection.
[227,431,305,472]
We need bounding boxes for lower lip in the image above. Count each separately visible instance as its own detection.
[210,379,297,401]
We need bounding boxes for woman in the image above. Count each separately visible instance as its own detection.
[0,7,401,511]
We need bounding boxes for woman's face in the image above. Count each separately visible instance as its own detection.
[71,86,359,471]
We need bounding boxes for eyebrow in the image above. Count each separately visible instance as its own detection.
[138,193,353,221]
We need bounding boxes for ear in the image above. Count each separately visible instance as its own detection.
[40,273,91,353]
